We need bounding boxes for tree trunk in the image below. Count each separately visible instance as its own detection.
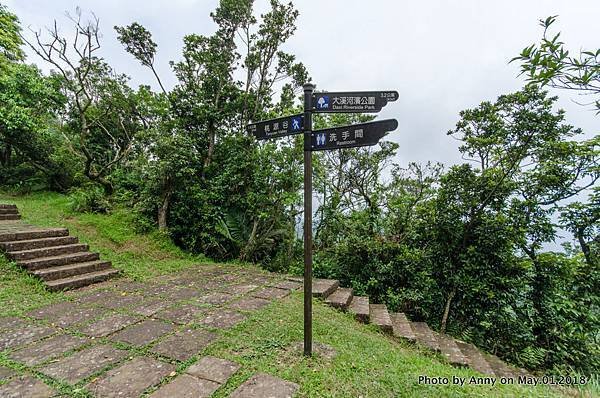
[1,143,11,167]
[202,120,216,179]
[158,176,173,231]
[577,227,594,267]
[98,178,114,196]
[440,288,456,333]
[240,220,259,262]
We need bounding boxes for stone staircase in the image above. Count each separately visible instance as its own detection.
[311,277,531,377]
[0,204,119,291]
[0,203,21,220]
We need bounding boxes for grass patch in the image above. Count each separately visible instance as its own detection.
[0,191,208,281]
[205,291,564,397]
[0,191,586,396]
[0,258,66,317]
[0,190,211,317]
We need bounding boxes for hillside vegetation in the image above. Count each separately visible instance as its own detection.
[0,191,576,397]
[0,1,598,379]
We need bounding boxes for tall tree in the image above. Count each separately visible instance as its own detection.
[0,3,24,63]
[513,15,600,267]
[115,0,309,232]
[23,9,143,194]
[442,85,598,333]
[512,16,600,113]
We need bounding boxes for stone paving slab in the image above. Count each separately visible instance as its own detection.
[49,306,110,329]
[96,293,143,310]
[187,356,240,384]
[27,301,79,320]
[109,319,175,347]
[251,287,290,300]
[199,310,246,330]
[129,297,169,317]
[202,279,237,291]
[149,374,219,398]
[0,324,57,351]
[226,283,260,295]
[40,344,128,384]
[10,334,88,366]
[211,273,242,284]
[64,280,115,297]
[167,287,201,301]
[155,304,206,325]
[246,275,275,285]
[169,275,207,286]
[111,280,146,293]
[193,292,235,306]
[0,316,28,331]
[0,366,15,381]
[229,373,299,398]
[0,375,55,398]
[77,313,140,337]
[152,328,216,361]
[139,283,182,298]
[229,297,271,312]
[272,280,302,291]
[75,290,121,307]
[86,356,175,398]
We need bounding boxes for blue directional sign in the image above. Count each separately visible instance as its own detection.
[310,119,398,151]
[247,113,304,140]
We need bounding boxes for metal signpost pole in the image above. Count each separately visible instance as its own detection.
[303,83,315,357]
[247,83,398,358]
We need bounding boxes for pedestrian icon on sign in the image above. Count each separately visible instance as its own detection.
[316,96,329,109]
[291,117,302,131]
[316,132,326,146]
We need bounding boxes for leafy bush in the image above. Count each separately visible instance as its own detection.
[68,185,111,214]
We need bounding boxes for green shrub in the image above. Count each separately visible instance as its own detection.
[68,185,111,213]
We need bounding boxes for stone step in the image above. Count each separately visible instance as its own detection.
[455,341,495,376]
[17,252,100,271]
[411,322,440,351]
[7,243,89,261]
[0,214,20,221]
[348,296,369,323]
[435,332,469,367]
[483,353,517,379]
[324,287,353,310]
[33,260,113,281]
[312,279,340,298]
[390,313,416,342]
[0,208,19,215]
[0,236,78,252]
[0,228,69,243]
[45,269,120,291]
[514,367,533,380]
[0,204,17,210]
[369,304,393,334]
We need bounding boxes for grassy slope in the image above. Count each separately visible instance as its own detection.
[0,191,574,397]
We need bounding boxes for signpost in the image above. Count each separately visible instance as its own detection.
[246,113,304,140]
[247,83,399,357]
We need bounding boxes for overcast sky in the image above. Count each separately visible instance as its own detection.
[6,0,599,169]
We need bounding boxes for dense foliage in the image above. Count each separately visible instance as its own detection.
[0,2,598,377]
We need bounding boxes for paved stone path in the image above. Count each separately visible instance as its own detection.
[230,373,299,398]
[0,264,300,397]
